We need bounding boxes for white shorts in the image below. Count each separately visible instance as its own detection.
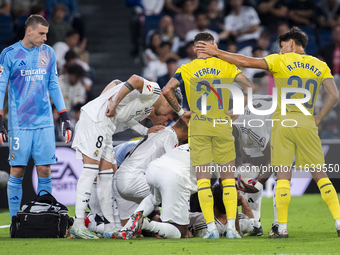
[114,172,150,220]
[146,163,191,225]
[72,111,116,164]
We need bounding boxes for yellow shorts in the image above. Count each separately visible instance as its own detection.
[271,125,324,167]
[189,135,235,166]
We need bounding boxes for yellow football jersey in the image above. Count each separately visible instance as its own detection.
[264,52,333,129]
[174,57,242,136]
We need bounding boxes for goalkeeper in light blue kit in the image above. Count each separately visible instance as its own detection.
[0,15,73,220]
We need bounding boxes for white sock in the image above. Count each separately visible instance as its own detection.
[143,220,181,238]
[89,182,103,216]
[278,223,287,233]
[113,198,122,229]
[207,222,216,232]
[273,181,279,225]
[97,169,115,231]
[249,218,255,228]
[247,187,263,227]
[134,194,156,216]
[88,222,105,234]
[335,219,340,227]
[227,219,236,231]
[75,164,99,227]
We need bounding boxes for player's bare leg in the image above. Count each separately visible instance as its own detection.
[220,160,241,238]
[270,166,291,239]
[7,166,25,219]
[312,169,340,237]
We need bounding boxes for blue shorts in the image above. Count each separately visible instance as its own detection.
[8,127,57,166]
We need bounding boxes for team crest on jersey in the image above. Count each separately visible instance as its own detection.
[11,152,15,159]
[93,150,99,157]
[0,66,3,76]
[41,56,47,65]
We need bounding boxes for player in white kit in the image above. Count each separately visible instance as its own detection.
[232,95,273,236]
[114,119,188,229]
[118,144,196,239]
[70,75,181,239]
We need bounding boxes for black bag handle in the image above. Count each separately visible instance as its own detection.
[22,190,56,213]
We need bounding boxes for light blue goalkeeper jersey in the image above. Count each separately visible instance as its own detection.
[0,41,66,130]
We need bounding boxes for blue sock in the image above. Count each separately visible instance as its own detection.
[37,176,52,195]
[7,175,23,219]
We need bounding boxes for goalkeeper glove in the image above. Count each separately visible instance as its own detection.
[0,113,7,146]
[59,110,73,144]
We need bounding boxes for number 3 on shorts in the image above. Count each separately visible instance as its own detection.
[96,136,103,148]
[10,137,20,150]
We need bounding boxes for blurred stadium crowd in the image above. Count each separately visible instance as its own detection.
[128,0,340,139]
[0,0,340,141]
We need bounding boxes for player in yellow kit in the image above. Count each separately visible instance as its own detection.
[196,27,340,238]
[163,32,254,239]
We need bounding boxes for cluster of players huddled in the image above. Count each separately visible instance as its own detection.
[1,14,340,240]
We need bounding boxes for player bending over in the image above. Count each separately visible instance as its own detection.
[70,75,180,239]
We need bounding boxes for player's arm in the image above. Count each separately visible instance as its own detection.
[124,119,165,135]
[48,49,73,143]
[100,79,122,95]
[106,75,145,117]
[315,78,339,126]
[196,41,268,70]
[0,49,12,146]
[163,77,190,125]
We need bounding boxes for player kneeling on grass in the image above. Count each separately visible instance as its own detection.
[71,75,179,239]
[114,117,188,232]
[117,144,196,239]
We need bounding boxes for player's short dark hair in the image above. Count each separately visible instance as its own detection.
[174,117,188,131]
[166,57,177,64]
[277,26,308,49]
[253,71,267,80]
[212,184,226,215]
[64,50,78,61]
[194,32,214,44]
[25,14,49,31]
[67,64,85,78]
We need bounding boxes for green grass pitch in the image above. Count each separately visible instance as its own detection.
[0,194,339,255]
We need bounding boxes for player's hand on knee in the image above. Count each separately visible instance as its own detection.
[0,125,8,146]
[59,110,74,144]
[147,125,165,134]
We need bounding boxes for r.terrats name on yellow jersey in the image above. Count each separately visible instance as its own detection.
[264,52,333,129]
[174,57,242,136]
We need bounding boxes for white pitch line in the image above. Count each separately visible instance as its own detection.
[0,225,10,229]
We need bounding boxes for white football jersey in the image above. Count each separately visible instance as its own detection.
[81,78,160,133]
[189,212,226,237]
[233,95,273,155]
[149,144,197,193]
[117,126,179,174]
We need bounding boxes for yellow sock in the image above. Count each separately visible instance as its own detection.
[221,179,237,220]
[197,179,214,224]
[317,178,340,220]
[276,180,291,224]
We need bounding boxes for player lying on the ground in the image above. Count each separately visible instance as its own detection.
[70,75,182,239]
[232,95,273,236]
[116,144,196,239]
[114,118,188,228]
[190,185,255,237]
